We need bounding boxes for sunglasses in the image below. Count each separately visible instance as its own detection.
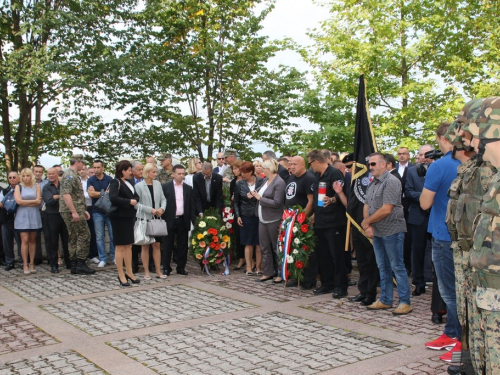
[8,176,17,179]
[217,158,224,160]
[369,161,383,166]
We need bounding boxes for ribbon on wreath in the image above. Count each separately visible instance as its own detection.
[202,247,230,276]
[279,208,298,281]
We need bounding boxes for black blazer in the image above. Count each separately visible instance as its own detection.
[161,181,196,230]
[404,165,429,226]
[109,178,140,218]
[278,164,290,183]
[192,172,223,215]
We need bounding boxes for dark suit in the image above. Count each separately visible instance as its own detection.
[396,162,413,273]
[161,181,196,273]
[278,164,290,183]
[192,172,223,215]
[127,178,142,272]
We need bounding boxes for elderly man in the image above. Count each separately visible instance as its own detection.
[362,152,412,315]
[193,162,223,216]
[213,152,225,175]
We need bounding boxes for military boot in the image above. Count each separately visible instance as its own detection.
[76,259,95,275]
[71,260,78,274]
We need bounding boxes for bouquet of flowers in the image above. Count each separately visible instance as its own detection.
[190,208,231,275]
[222,183,236,262]
[277,206,316,284]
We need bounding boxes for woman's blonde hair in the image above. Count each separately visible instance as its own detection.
[261,159,278,174]
[187,158,201,174]
[253,159,262,167]
[20,168,35,187]
[143,163,157,178]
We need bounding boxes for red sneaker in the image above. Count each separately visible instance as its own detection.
[425,334,457,350]
[440,341,462,362]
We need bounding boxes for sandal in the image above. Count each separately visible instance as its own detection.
[245,271,253,276]
[256,271,263,275]
[144,275,152,280]
[156,274,167,279]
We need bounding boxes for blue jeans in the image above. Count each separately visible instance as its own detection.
[92,211,115,262]
[432,237,461,339]
[372,232,411,305]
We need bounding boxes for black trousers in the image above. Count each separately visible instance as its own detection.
[352,225,379,299]
[314,226,348,290]
[86,211,98,259]
[132,244,141,270]
[162,217,188,272]
[410,219,430,288]
[46,213,69,267]
[35,210,51,262]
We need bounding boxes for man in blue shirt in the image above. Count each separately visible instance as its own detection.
[87,160,114,267]
[420,122,462,361]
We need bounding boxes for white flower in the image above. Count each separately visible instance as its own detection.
[292,249,298,255]
[223,218,228,222]
[225,207,231,213]
[220,226,226,231]
[199,221,206,228]
[286,255,294,264]
[292,226,298,234]
[226,223,232,229]
[227,214,234,220]
[203,231,208,236]
[278,244,282,252]
[294,238,300,244]
[206,216,217,220]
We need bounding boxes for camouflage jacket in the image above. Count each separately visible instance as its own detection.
[59,168,86,214]
[223,166,234,181]
[156,168,173,184]
[471,172,500,310]
[446,155,495,248]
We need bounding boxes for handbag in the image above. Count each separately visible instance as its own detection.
[94,185,111,214]
[146,216,168,237]
[134,205,155,245]
[1,188,18,214]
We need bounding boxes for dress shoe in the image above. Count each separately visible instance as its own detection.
[348,293,366,302]
[348,278,357,286]
[50,266,59,274]
[163,269,171,276]
[361,297,376,306]
[177,269,188,276]
[412,286,426,296]
[332,288,348,299]
[125,274,140,284]
[432,312,443,324]
[301,283,317,290]
[366,299,392,310]
[117,276,130,287]
[313,285,335,295]
[4,263,15,271]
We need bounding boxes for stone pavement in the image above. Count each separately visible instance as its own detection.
[0,259,453,374]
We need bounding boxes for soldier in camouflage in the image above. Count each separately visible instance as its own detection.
[468,97,500,375]
[445,99,496,375]
[156,153,174,184]
[222,149,237,183]
[59,155,95,275]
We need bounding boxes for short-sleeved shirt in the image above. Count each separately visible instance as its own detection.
[365,170,406,237]
[87,173,113,206]
[312,165,347,229]
[424,151,461,241]
[285,171,315,209]
[60,168,86,214]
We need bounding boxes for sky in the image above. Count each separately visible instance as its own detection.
[40,0,330,166]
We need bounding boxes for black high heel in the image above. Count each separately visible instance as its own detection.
[118,276,130,287]
[233,261,246,271]
[125,274,140,284]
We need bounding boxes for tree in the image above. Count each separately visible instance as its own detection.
[297,0,500,153]
[105,0,307,162]
[0,0,137,173]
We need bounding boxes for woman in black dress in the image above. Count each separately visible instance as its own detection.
[109,160,140,287]
[229,160,245,270]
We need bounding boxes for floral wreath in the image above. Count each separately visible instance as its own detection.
[277,205,316,284]
[190,208,231,275]
[222,183,236,263]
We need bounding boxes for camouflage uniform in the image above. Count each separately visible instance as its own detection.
[223,165,234,181]
[156,168,173,184]
[469,97,500,375]
[60,165,91,261]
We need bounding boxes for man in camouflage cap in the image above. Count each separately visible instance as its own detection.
[222,148,237,183]
[156,153,174,184]
[467,97,500,375]
[60,154,95,275]
[445,99,496,375]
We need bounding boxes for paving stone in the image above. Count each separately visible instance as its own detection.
[109,312,404,374]
[41,284,254,336]
[0,350,106,374]
[375,354,450,374]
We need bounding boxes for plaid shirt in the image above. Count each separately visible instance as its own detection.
[365,170,407,237]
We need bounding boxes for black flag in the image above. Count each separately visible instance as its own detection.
[346,74,377,238]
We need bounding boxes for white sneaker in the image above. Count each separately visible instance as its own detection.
[97,261,106,268]
[90,257,100,264]
[113,259,116,265]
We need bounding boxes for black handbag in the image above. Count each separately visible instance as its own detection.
[94,183,112,214]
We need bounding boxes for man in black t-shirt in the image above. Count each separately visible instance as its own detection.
[285,156,315,215]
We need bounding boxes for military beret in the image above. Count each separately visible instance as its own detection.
[342,152,354,164]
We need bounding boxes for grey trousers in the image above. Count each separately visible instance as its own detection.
[259,219,281,277]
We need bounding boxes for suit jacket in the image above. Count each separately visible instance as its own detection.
[109,178,140,218]
[255,175,286,222]
[135,180,167,220]
[162,181,196,230]
[192,172,223,215]
[404,165,429,226]
[395,162,414,190]
[278,164,290,183]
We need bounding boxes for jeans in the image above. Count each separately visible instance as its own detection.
[372,232,411,305]
[92,211,114,262]
[432,237,461,339]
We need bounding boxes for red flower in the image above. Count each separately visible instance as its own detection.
[286,271,291,279]
[210,242,216,248]
[202,259,208,265]
[300,224,309,233]
[213,229,218,235]
[228,219,234,224]
[217,251,223,257]
[302,245,309,251]
[213,236,219,243]
[297,212,306,224]
[295,261,304,269]
[216,258,222,264]
[229,228,233,234]
[215,244,221,250]
[279,233,284,242]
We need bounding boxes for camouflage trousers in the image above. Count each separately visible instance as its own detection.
[467,281,484,375]
[452,242,468,327]
[482,310,500,375]
[61,212,90,261]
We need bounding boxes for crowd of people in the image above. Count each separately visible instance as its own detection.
[1,97,500,374]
